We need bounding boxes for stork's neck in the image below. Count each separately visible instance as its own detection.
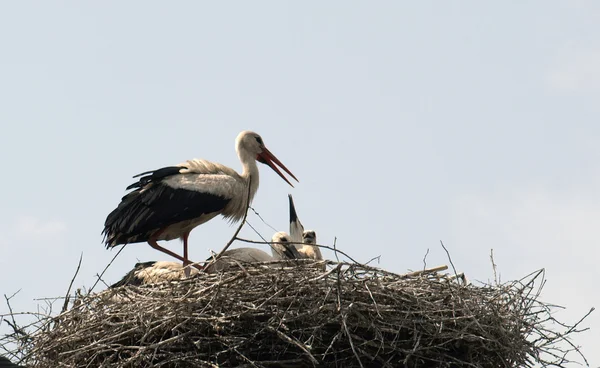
[239,150,260,203]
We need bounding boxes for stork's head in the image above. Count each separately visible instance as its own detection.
[302,230,317,245]
[236,131,299,187]
[271,231,291,244]
[271,231,302,260]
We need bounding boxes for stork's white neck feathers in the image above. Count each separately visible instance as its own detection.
[236,143,260,205]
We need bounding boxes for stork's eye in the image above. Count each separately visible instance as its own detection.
[255,136,263,145]
[281,237,288,242]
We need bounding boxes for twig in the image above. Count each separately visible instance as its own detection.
[3,291,23,337]
[440,240,458,279]
[249,206,278,233]
[206,177,252,266]
[422,248,430,271]
[89,244,126,293]
[332,237,340,262]
[365,255,381,265]
[341,311,364,368]
[490,248,498,285]
[267,326,319,365]
[61,253,83,313]
[401,265,448,278]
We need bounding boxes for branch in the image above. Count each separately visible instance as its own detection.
[62,253,82,313]
[205,177,252,266]
[490,248,498,285]
[89,244,126,293]
[440,240,458,279]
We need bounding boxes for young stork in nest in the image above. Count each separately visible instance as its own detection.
[102,131,298,268]
[110,261,200,288]
[289,194,325,270]
[111,232,301,286]
[204,231,301,273]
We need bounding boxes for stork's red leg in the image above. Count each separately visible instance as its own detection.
[182,231,190,265]
[148,229,202,271]
[182,231,191,277]
[147,238,188,263]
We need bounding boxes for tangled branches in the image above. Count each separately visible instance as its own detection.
[2,261,591,367]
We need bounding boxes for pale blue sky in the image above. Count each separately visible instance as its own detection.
[1,2,599,365]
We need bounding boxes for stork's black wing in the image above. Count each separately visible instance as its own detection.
[102,166,230,247]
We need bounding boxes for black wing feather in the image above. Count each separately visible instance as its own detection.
[126,166,185,190]
[103,166,230,247]
[288,194,299,224]
[110,261,157,288]
[281,243,302,259]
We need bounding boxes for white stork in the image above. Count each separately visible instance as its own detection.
[205,231,300,273]
[111,261,200,288]
[288,194,324,269]
[102,131,298,267]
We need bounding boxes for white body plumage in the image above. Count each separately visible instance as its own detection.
[102,131,298,267]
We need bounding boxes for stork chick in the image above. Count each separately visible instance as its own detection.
[110,261,200,288]
[205,231,299,273]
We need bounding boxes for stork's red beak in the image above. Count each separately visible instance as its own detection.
[257,147,299,187]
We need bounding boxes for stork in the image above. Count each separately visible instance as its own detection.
[102,131,298,267]
[288,194,325,269]
[111,261,200,288]
[205,231,300,273]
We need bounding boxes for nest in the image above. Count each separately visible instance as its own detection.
[2,260,590,367]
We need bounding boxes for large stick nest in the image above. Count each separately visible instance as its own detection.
[4,260,590,367]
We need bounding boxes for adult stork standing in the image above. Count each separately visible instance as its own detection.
[102,131,298,267]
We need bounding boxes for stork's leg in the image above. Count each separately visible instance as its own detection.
[148,229,203,271]
[182,231,191,277]
[182,232,190,265]
[147,238,188,263]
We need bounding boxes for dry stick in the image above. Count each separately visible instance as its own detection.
[439,240,458,279]
[205,177,252,267]
[61,253,83,313]
[554,307,595,366]
[89,244,126,294]
[332,236,340,262]
[267,326,319,365]
[490,248,498,285]
[401,265,448,278]
[422,248,430,271]
[342,312,364,368]
[365,255,381,265]
[3,291,26,339]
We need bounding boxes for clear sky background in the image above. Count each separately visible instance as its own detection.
[0,2,598,366]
